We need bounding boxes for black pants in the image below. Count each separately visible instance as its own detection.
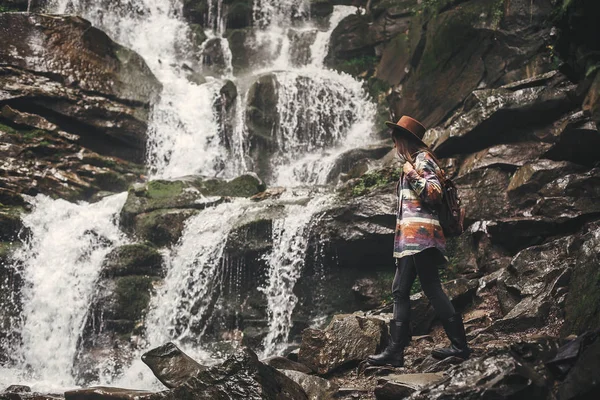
[392,248,455,322]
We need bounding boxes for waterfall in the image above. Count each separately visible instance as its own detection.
[1,193,128,390]
[260,194,332,356]
[48,0,229,179]
[1,0,378,389]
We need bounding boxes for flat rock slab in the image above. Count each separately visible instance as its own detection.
[64,387,155,400]
[280,370,338,400]
[375,373,445,400]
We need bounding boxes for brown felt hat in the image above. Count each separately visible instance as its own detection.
[385,116,427,145]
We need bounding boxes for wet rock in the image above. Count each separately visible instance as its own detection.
[201,37,230,76]
[64,387,155,400]
[392,0,558,129]
[543,112,600,167]
[156,347,308,399]
[507,160,583,200]
[492,234,574,332]
[352,278,387,310]
[458,142,553,177]
[454,168,512,224]
[120,175,264,230]
[288,29,318,67]
[298,313,387,374]
[583,72,600,124]
[142,342,207,389]
[409,351,549,399]
[427,81,576,157]
[262,356,312,374]
[133,209,199,247]
[558,335,600,400]
[280,370,338,400]
[562,222,600,336]
[0,13,161,162]
[214,80,238,153]
[101,244,164,278]
[374,373,445,400]
[2,386,30,394]
[325,143,392,184]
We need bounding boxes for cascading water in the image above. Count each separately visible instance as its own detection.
[1,193,128,390]
[1,0,377,390]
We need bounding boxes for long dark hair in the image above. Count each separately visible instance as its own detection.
[392,133,443,170]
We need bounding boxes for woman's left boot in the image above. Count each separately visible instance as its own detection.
[367,320,410,367]
[431,313,471,360]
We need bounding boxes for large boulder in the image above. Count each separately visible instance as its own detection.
[408,351,550,399]
[492,234,575,332]
[298,313,387,374]
[0,13,161,161]
[155,347,308,400]
[142,342,207,389]
[425,76,576,157]
[390,0,558,129]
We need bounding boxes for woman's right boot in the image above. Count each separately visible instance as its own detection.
[367,320,410,367]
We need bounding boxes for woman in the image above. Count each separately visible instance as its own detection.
[367,116,471,368]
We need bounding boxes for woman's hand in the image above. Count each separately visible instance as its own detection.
[403,161,414,174]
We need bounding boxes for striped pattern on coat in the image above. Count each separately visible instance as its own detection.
[393,151,446,260]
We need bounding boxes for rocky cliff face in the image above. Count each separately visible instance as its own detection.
[1,0,599,398]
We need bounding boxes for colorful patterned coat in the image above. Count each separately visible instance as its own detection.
[393,151,446,260]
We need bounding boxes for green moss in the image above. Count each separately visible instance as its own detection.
[336,55,379,77]
[114,276,156,322]
[146,180,186,199]
[0,242,19,261]
[346,167,401,197]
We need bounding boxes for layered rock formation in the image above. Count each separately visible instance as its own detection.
[1,0,600,398]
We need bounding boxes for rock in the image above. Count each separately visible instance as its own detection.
[3,386,30,394]
[454,168,512,224]
[262,356,312,374]
[426,81,576,157]
[280,370,338,400]
[507,160,583,199]
[558,334,600,400]
[201,37,230,76]
[0,13,161,162]
[391,0,559,129]
[562,222,600,336]
[374,373,445,400]
[64,387,155,400]
[141,342,207,389]
[352,278,387,310]
[133,209,199,247]
[583,71,600,124]
[492,234,574,332]
[101,244,164,278]
[457,142,553,178]
[156,347,308,399]
[409,351,549,399]
[298,313,387,374]
[325,143,392,184]
[120,175,264,230]
[288,29,318,67]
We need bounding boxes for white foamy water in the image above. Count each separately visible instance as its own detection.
[0,193,128,391]
[260,193,332,357]
[48,0,228,179]
[1,0,378,390]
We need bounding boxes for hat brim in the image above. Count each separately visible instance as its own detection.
[385,121,426,146]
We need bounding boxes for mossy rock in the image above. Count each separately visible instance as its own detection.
[225,218,274,257]
[101,243,164,278]
[120,175,264,230]
[113,275,157,322]
[339,166,401,198]
[134,208,199,247]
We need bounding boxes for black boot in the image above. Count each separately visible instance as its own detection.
[431,313,471,360]
[367,320,410,367]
